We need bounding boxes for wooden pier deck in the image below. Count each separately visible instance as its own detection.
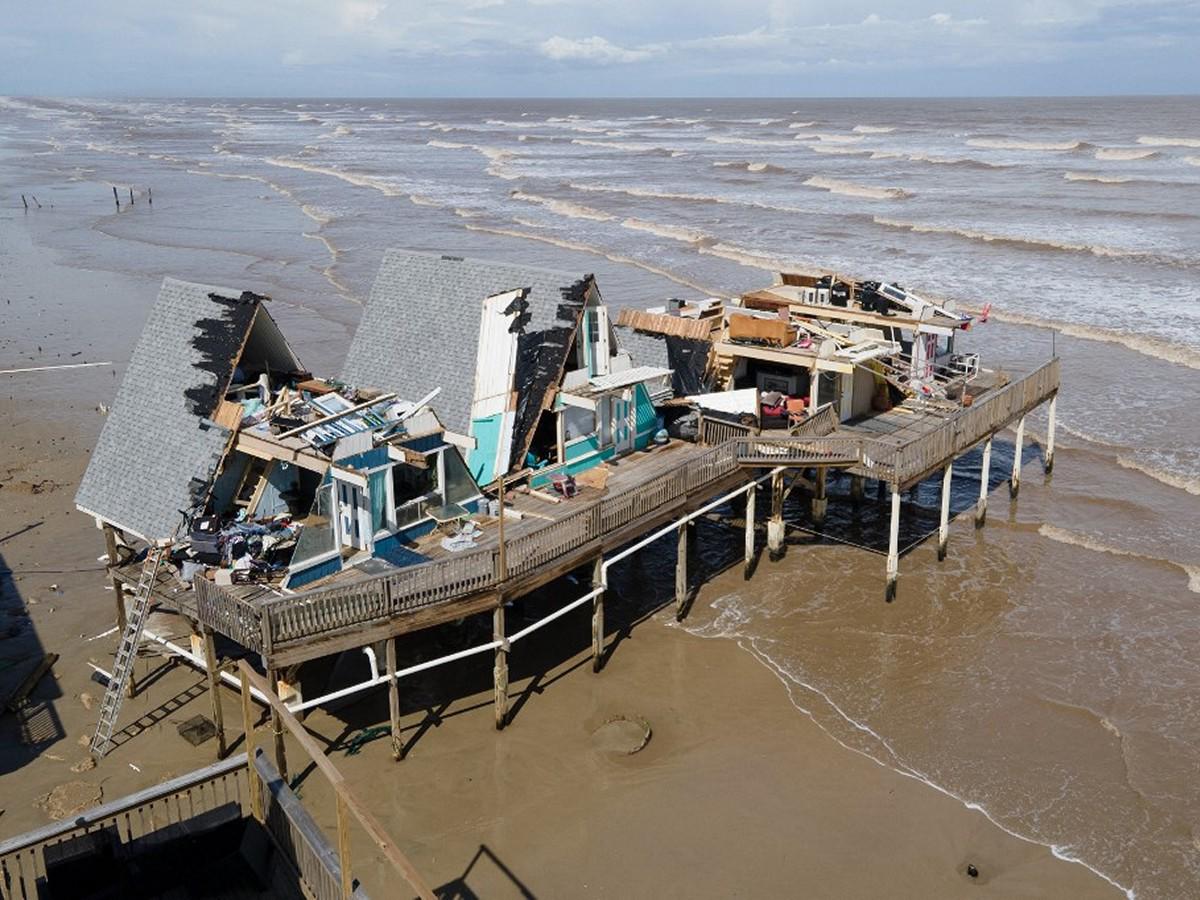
[115,359,1059,668]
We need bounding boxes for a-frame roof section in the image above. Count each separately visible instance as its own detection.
[340,250,592,438]
[75,278,301,541]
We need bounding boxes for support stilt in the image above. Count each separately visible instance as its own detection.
[850,475,865,506]
[493,605,508,728]
[201,627,227,760]
[675,526,689,620]
[811,468,827,527]
[743,484,756,579]
[938,463,953,562]
[976,436,992,529]
[102,525,127,632]
[386,638,402,760]
[1045,395,1057,474]
[591,556,605,670]
[1011,415,1025,499]
[268,667,288,783]
[886,484,900,602]
[767,470,785,560]
[239,669,263,822]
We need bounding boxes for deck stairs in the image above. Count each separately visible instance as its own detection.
[90,545,168,758]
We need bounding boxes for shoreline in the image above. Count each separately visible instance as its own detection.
[0,212,1125,897]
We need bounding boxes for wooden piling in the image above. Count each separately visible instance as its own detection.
[976,436,992,528]
[102,525,127,631]
[386,638,402,760]
[493,605,508,728]
[148,187,153,206]
[337,794,353,900]
[1045,395,1057,474]
[129,188,134,206]
[850,474,865,506]
[267,667,288,783]
[886,484,900,602]
[239,668,264,822]
[743,484,756,579]
[202,626,227,760]
[112,186,119,210]
[938,463,953,562]
[1010,415,1025,499]
[591,556,605,671]
[767,470,785,559]
[21,194,28,211]
[812,468,827,527]
[675,525,689,620]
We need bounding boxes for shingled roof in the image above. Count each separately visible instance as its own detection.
[75,278,292,540]
[341,250,592,436]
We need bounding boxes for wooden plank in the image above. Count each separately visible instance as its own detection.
[237,662,436,900]
[3,653,58,713]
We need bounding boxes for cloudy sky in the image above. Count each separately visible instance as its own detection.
[2,0,1197,96]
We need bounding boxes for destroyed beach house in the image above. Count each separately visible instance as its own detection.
[70,252,1059,776]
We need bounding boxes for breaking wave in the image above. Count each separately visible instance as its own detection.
[812,133,864,144]
[1116,456,1200,497]
[1064,172,1131,184]
[425,139,519,178]
[705,135,795,147]
[1136,135,1200,148]
[509,190,615,222]
[1095,147,1158,161]
[873,216,1131,258]
[461,222,718,294]
[570,138,676,155]
[262,157,408,197]
[1185,156,1200,167]
[967,138,1083,151]
[805,177,911,200]
[788,121,816,129]
[983,306,1200,372]
[1038,524,1200,592]
[810,145,873,156]
[714,160,790,173]
[853,125,895,133]
[621,217,712,244]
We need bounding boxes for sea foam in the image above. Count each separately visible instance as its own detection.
[805,177,910,200]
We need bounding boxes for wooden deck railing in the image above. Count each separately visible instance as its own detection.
[698,416,753,446]
[733,358,1059,484]
[258,441,741,649]
[0,756,249,900]
[190,362,1056,658]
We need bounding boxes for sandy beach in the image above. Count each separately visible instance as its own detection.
[0,216,1122,897]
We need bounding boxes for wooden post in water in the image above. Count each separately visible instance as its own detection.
[493,604,508,728]
[591,555,605,671]
[112,186,119,210]
[767,470,785,560]
[128,188,134,205]
[202,626,227,759]
[267,667,288,783]
[148,187,153,206]
[938,463,953,562]
[976,436,992,528]
[811,468,827,527]
[1044,396,1057,474]
[743,483,756,579]
[675,525,688,620]
[886,484,900,602]
[21,194,28,211]
[386,638,402,760]
[1010,415,1025,499]
[336,794,353,900]
[102,525,127,631]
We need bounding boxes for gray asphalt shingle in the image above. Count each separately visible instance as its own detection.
[75,278,260,540]
[340,250,590,435]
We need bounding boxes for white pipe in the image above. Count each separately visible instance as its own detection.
[140,630,277,705]
[362,646,379,681]
[177,468,785,718]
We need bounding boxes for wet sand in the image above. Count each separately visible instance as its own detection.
[0,218,1122,897]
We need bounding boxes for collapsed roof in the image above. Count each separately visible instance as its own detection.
[340,249,595,453]
[75,278,302,541]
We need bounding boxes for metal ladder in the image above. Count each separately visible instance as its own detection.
[89,545,168,758]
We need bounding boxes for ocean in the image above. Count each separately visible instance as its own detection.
[1,95,1197,897]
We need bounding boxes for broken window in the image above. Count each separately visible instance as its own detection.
[290,480,337,566]
[563,405,595,442]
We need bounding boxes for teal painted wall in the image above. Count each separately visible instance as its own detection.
[468,413,503,485]
[633,383,659,450]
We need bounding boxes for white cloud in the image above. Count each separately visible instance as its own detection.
[338,0,387,31]
[539,35,656,63]
[930,12,951,25]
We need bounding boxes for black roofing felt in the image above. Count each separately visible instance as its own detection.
[183,292,261,418]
